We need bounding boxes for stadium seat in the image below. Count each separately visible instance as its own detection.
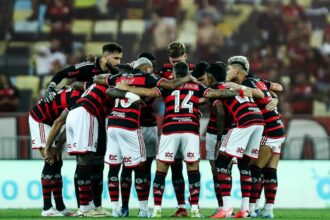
[72,20,93,40]
[74,0,97,8]
[94,20,118,34]
[85,42,106,56]
[121,19,145,36]
[15,76,40,100]
[92,20,118,41]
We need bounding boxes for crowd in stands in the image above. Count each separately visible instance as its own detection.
[0,0,330,116]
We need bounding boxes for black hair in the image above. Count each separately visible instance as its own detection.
[138,52,156,67]
[102,42,123,54]
[192,61,209,78]
[207,62,227,82]
[174,62,188,78]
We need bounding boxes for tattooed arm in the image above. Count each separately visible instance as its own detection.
[204,88,252,99]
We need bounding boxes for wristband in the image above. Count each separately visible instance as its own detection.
[241,85,247,90]
[239,89,244,97]
[125,92,140,102]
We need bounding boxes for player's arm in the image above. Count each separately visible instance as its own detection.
[106,87,142,103]
[270,82,283,92]
[158,74,195,89]
[204,88,252,98]
[265,91,279,111]
[225,82,264,99]
[71,81,94,91]
[44,110,68,163]
[116,83,161,98]
[93,73,111,86]
[214,101,225,158]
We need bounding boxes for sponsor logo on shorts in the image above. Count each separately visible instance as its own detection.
[186,152,195,158]
[123,156,132,163]
[251,148,259,155]
[165,152,174,159]
[236,147,244,154]
[109,154,117,160]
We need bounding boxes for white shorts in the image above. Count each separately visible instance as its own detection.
[29,115,51,150]
[157,133,200,163]
[206,133,217,160]
[220,125,264,159]
[260,136,286,154]
[105,127,146,167]
[66,107,98,155]
[141,126,158,158]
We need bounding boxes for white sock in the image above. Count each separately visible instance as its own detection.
[241,197,249,211]
[89,201,96,209]
[139,200,148,211]
[264,203,274,210]
[154,205,161,211]
[256,199,260,209]
[178,204,186,209]
[191,204,199,211]
[112,201,120,211]
[80,204,90,212]
[249,203,256,211]
[222,196,232,210]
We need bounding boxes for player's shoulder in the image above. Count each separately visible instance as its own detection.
[74,61,95,69]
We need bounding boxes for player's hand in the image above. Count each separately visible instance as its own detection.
[225,82,241,90]
[265,98,278,111]
[44,82,57,103]
[44,147,55,165]
[189,74,199,83]
[132,99,146,108]
[243,89,253,98]
[116,82,129,91]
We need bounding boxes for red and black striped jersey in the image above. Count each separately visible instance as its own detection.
[158,63,195,79]
[243,75,285,138]
[206,103,232,135]
[73,84,113,120]
[158,82,209,135]
[140,98,157,127]
[106,71,163,130]
[30,87,82,126]
[213,83,264,128]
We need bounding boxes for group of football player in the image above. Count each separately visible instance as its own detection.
[28,41,285,218]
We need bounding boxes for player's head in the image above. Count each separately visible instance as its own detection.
[133,57,153,73]
[101,42,123,72]
[138,52,156,68]
[173,61,189,78]
[192,61,209,85]
[167,41,187,65]
[206,61,227,84]
[227,55,249,82]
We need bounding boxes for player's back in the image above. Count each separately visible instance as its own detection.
[244,75,285,138]
[30,87,82,125]
[161,82,207,135]
[107,71,162,130]
[215,83,264,128]
[74,83,112,119]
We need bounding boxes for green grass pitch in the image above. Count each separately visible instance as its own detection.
[1,209,330,219]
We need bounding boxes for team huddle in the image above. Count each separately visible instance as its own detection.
[28,41,286,218]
